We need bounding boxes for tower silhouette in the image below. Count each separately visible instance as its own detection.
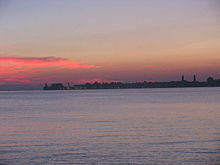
[181,75,185,81]
[193,75,197,82]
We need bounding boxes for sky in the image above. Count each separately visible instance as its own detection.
[0,0,220,89]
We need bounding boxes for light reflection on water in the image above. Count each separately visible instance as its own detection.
[0,88,220,164]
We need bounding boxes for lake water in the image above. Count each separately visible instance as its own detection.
[0,88,220,165]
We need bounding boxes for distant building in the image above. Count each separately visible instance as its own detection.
[44,83,48,89]
[43,83,66,90]
[207,77,214,83]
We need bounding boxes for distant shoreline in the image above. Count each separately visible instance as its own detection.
[42,86,220,91]
[43,76,220,90]
[0,86,220,92]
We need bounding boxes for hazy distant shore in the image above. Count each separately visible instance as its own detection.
[44,76,220,90]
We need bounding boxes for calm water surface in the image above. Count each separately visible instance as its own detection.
[0,88,220,165]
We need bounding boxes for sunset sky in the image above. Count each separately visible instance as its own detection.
[0,0,220,88]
